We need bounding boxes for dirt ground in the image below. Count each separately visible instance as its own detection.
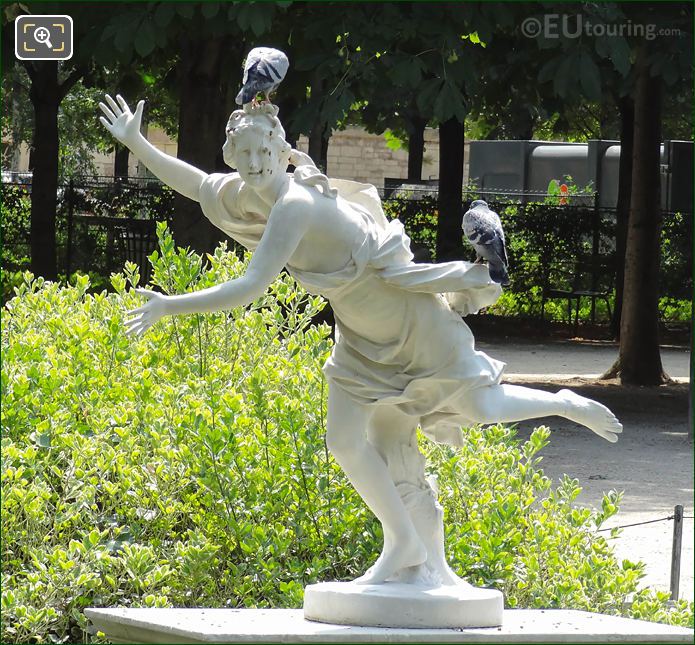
[476,339,693,602]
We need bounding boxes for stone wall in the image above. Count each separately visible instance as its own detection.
[5,124,472,190]
[295,127,442,190]
[296,127,471,192]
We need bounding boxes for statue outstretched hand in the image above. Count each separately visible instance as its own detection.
[99,94,145,148]
[125,289,168,337]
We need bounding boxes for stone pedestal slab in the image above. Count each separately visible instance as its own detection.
[85,607,694,643]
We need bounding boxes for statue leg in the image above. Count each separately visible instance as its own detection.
[367,405,463,586]
[325,386,427,584]
[457,383,622,441]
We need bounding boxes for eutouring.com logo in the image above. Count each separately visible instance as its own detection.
[521,14,681,41]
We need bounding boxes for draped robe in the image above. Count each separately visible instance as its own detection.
[199,169,506,446]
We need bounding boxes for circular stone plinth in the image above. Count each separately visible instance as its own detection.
[303,581,503,629]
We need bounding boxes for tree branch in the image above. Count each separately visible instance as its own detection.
[58,66,85,101]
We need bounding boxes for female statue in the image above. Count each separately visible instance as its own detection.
[99,95,621,588]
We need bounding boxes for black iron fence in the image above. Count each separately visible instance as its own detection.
[2,177,174,292]
[2,178,692,325]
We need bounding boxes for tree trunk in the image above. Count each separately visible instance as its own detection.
[436,117,465,262]
[308,72,329,172]
[616,47,667,385]
[320,131,330,173]
[405,115,426,181]
[28,62,61,281]
[610,95,634,339]
[10,73,23,170]
[307,123,329,173]
[174,34,237,254]
[114,144,130,180]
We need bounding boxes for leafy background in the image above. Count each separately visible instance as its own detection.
[2,227,692,643]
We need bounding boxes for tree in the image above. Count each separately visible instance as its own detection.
[2,2,101,280]
[343,3,505,260]
[524,2,691,384]
[616,45,666,384]
[1,2,163,279]
[612,3,692,384]
[97,2,289,253]
[610,94,634,339]
[281,3,372,173]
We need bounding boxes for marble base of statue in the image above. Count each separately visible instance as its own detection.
[303,425,503,628]
[304,580,503,628]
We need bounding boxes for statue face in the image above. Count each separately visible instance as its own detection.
[224,127,283,190]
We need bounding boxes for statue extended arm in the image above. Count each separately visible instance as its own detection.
[125,202,309,336]
[99,94,206,202]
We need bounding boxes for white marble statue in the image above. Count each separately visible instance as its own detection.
[99,94,622,627]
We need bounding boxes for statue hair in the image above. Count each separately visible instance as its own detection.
[225,104,336,199]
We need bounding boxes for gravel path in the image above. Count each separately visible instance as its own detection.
[476,339,693,602]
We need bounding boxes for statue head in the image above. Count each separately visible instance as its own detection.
[222,104,292,189]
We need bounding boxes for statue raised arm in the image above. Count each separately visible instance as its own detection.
[99,94,206,202]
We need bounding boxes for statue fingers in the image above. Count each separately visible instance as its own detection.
[134,100,145,122]
[115,94,130,114]
[594,427,619,443]
[124,320,139,337]
[99,116,113,133]
[124,314,152,336]
[98,102,118,124]
[137,322,152,337]
[135,287,158,299]
[104,94,122,117]
[125,310,151,325]
[125,321,149,338]
[127,303,149,316]
[124,316,144,332]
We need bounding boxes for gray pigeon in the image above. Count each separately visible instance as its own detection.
[462,199,510,286]
[235,47,289,106]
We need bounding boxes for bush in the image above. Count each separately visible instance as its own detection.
[2,225,692,643]
[1,185,32,302]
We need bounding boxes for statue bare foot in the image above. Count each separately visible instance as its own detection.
[354,533,427,585]
[559,389,623,443]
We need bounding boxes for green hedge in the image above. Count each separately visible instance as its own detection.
[2,225,692,643]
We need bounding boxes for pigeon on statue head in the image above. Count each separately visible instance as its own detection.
[462,199,510,286]
[235,47,289,107]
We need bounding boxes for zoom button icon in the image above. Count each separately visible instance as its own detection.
[15,15,73,61]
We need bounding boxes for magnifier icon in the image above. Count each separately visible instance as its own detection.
[34,26,53,49]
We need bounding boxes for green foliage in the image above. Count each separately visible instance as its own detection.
[660,211,693,303]
[659,297,692,323]
[1,185,31,301]
[429,425,650,611]
[382,191,691,324]
[627,589,694,628]
[545,176,595,206]
[383,129,407,152]
[383,197,439,260]
[2,64,118,180]
[2,228,692,642]
[2,227,356,643]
